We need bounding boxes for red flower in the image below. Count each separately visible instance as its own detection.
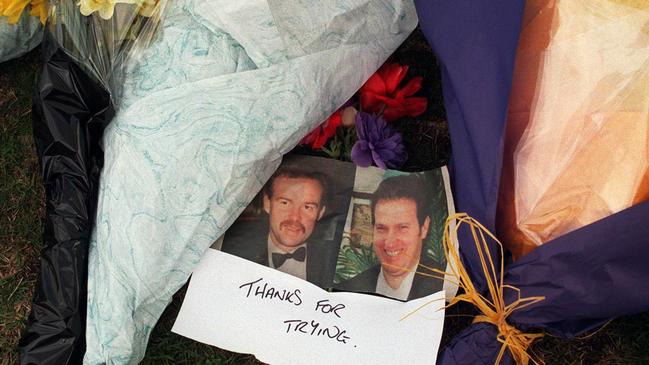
[359,63,428,122]
[300,110,343,149]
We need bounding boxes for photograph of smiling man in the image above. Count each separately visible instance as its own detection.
[219,155,354,288]
[334,169,452,301]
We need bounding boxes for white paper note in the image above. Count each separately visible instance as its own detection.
[173,249,445,365]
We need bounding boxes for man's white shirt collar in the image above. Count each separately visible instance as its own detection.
[375,267,416,301]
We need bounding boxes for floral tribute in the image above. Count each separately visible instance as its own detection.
[0,0,158,24]
[0,0,47,24]
[359,63,427,122]
[300,109,343,150]
[299,62,428,169]
[78,0,158,20]
[351,111,407,169]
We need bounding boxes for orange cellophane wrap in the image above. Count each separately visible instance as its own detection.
[498,0,649,259]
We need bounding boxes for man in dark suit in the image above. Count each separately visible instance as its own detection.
[221,166,331,286]
[339,174,440,301]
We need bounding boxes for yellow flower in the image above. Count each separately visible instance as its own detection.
[1,0,31,24]
[77,0,137,20]
[29,0,47,24]
[137,0,158,17]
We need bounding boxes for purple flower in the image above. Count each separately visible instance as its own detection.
[351,111,407,169]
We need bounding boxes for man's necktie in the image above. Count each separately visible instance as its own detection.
[272,246,306,268]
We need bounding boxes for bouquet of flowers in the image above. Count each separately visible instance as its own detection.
[300,62,428,170]
[416,0,649,363]
[20,1,166,363]
[20,0,419,363]
[0,0,45,62]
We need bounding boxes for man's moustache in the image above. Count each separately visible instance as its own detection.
[280,221,305,232]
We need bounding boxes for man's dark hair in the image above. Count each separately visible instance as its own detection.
[371,174,430,225]
[263,166,329,208]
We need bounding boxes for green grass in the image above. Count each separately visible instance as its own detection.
[536,313,649,364]
[1,32,649,364]
[0,49,43,365]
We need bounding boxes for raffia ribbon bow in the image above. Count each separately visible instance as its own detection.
[404,213,545,365]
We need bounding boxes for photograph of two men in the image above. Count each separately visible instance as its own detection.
[212,155,454,302]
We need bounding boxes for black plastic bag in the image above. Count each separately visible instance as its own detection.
[18,32,113,365]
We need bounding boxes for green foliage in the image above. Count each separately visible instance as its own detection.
[424,169,448,266]
[321,126,356,162]
[334,243,377,284]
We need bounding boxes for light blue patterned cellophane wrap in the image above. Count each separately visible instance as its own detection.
[84,0,417,363]
[0,13,41,63]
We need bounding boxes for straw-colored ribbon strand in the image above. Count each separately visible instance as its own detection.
[395,213,545,365]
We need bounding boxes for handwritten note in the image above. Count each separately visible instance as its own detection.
[173,249,445,365]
